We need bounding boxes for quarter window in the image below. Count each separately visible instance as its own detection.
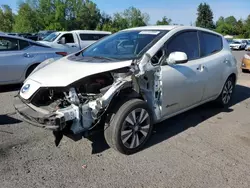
[166,31,199,61]
[199,32,222,57]
[0,37,18,51]
[80,34,109,41]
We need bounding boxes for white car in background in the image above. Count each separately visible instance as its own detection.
[0,34,67,85]
[245,41,250,51]
[15,26,237,154]
[38,30,111,54]
[229,40,247,50]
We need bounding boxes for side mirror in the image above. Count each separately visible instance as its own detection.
[58,37,66,44]
[167,51,188,65]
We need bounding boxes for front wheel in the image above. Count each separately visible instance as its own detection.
[104,99,153,155]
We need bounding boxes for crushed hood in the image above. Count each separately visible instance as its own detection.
[27,56,133,87]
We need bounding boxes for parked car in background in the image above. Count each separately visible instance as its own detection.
[241,53,250,72]
[15,25,237,154]
[229,40,247,50]
[38,30,111,54]
[37,30,55,41]
[0,34,67,85]
[245,42,250,51]
[7,33,21,37]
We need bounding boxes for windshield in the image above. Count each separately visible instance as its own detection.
[81,30,168,60]
[43,32,60,42]
[233,41,240,44]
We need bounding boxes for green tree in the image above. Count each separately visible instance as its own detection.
[216,16,224,28]
[96,12,112,30]
[156,16,172,25]
[196,3,215,29]
[224,16,237,26]
[110,7,149,32]
[123,7,149,27]
[66,0,101,30]
[13,3,41,32]
[0,5,15,32]
[244,15,250,38]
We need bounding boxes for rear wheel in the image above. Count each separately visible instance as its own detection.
[215,76,235,107]
[104,99,153,155]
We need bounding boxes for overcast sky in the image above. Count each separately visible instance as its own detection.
[2,0,250,25]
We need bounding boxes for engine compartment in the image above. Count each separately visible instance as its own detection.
[30,72,114,110]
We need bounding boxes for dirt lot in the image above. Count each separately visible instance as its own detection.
[1,51,250,188]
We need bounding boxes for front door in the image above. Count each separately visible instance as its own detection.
[58,33,79,53]
[159,30,206,117]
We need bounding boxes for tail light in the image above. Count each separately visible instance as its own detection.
[56,52,67,56]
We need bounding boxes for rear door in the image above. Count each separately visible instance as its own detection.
[198,31,225,100]
[0,36,33,83]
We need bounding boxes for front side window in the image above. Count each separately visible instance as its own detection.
[80,30,168,60]
[0,37,18,51]
[60,34,74,43]
[166,31,199,61]
[200,32,222,57]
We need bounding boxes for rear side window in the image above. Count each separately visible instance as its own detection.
[166,31,199,61]
[19,39,30,50]
[0,37,18,51]
[80,34,109,41]
[199,32,222,57]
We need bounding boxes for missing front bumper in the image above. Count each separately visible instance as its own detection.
[14,95,64,130]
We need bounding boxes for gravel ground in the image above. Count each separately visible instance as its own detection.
[1,51,250,188]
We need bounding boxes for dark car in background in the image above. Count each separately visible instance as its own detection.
[37,30,55,41]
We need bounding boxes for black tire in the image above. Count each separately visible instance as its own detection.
[242,69,248,73]
[214,76,235,108]
[104,98,153,155]
[25,64,38,78]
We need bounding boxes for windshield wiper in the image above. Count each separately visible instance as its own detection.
[86,56,117,61]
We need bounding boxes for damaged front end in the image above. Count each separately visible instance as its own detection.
[14,52,163,147]
[14,66,138,145]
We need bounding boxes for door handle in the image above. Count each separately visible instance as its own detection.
[197,65,205,72]
[223,59,230,64]
[71,45,77,47]
[23,53,33,58]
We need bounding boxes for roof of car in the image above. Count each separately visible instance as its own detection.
[123,25,222,36]
[54,30,112,34]
[0,33,50,47]
[124,25,179,31]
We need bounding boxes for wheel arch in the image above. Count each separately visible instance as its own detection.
[106,87,145,114]
[25,62,40,78]
[217,72,237,98]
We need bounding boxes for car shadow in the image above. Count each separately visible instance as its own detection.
[0,84,22,93]
[0,114,22,125]
[85,84,250,154]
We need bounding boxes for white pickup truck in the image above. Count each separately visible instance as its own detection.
[38,30,111,53]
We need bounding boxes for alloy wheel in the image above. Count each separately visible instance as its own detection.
[222,79,233,104]
[121,108,151,149]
